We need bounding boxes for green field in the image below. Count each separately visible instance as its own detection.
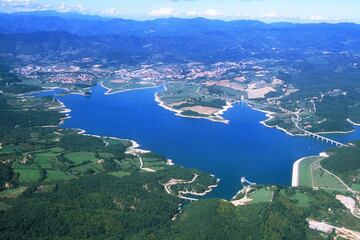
[11,161,39,170]
[248,188,274,204]
[15,169,41,183]
[33,152,59,169]
[290,192,311,207]
[35,185,56,193]
[104,80,156,93]
[0,144,21,154]
[298,157,321,187]
[321,143,360,190]
[71,162,104,174]
[104,138,130,147]
[207,85,244,100]
[109,171,131,178]
[159,83,201,104]
[0,202,12,210]
[118,158,137,170]
[351,183,360,192]
[50,147,65,153]
[298,156,348,192]
[44,170,76,183]
[0,187,27,199]
[142,157,166,171]
[311,165,348,192]
[98,152,114,159]
[65,152,97,165]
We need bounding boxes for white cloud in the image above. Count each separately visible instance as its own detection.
[100,8,120,16]
[58,2,85,13]
[261,11,278,18]
[1,0,32,6]
[0,0,49,12]
[258,12,332,22]
[0,1,352,23]
[185,10,198,17]
[148,7,223,19]
[148,7,176,17]
[308,15,326,21]
[203,9,221,17]
[0,0,89,13]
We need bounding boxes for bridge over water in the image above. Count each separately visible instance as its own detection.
[301,129,346,147]
[236,99,347,147]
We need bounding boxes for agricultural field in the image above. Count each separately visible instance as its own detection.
[311,162,348,192]
[142,155,167,171]
[102,78,157,94]
[158,83,201,104]
[33,152,60,169]
[64,152,97,165]
[298,156,322,187]
[290,192,311,207]
[206,84,245,100]
[0,144,22,154]
[247,187,274,204]
[14,169,41,183]
[322,143,360,192]
[298,156,351,193]
[44,170,76,183]
[0,187,27,199]
[281,189,311,208]
[109,170,131,178]
[0,202,12,210]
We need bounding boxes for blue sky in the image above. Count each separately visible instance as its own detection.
[1,0,360,22]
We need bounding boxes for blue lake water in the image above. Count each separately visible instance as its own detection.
[36,85,359,199]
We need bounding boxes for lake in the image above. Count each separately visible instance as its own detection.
[39,85,358,199]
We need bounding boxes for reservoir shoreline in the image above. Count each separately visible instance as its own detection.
[37,84,354,198]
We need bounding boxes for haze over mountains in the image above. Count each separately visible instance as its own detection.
[1,10,360,65]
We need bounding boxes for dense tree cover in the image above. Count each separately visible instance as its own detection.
[0,60,42,94]
[322,143,360,184]
[314,94,354,132]
[0,173,182,240]
[0,61,63,144]
[0,163,16,190]
[59,133,108,152]
[102,159,121,172]
[181,110,208,117]
[59,133,128,156]
[0,94,11,109]
[1,83,42,94]
[0,109,62,130]
[174,98,226,109]
[158,187,345,240]
[0,98,63,144]
[142,152,167,162]
[1,174,349,240]
[278,62,360,132]
[0,165,217,239]
[0,61,21,85]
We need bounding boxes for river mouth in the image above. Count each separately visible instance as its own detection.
[37,85,355,199]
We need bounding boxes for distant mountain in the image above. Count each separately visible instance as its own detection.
[0,11,359,39]
[0,11,360,65]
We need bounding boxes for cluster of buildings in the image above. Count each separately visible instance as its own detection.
[48,73,95,85]
[14,59,286,92]
[113,65,182,83]
[15,64,102,85]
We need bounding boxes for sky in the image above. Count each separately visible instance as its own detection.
[0,0,360,23]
